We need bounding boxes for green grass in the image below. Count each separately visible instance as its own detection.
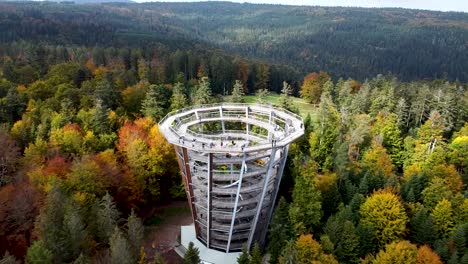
[226,93,317,119]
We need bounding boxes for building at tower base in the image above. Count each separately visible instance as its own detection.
[159,103,304,253]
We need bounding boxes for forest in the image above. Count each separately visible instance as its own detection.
[1,1,468,82]
[0,1,467,264]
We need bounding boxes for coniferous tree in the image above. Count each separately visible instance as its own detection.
[309,95,340,171]
[25,241,53,264]
[170,82,188,111]
[109,227,134,264]
[409,209,436,246]
[255,88,269,104]
[250,243,262,264]
[267,197,293,264]
[91,99,109,135]
[0,252,19,264]
[452,224,467,259]
[141,84,167,121]
[34,184,67,261]
[95,193,120,244]
[334,221,359,264]
[127,210,144,259]
[63,201,87,260]
[230,80,245,103]
[278,81,297,113]
[237,245,250,264]
[289,160,322,235]
[192,77,212,105]
[183,242,201,264]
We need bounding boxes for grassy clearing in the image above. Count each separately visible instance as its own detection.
[226,93,317,119]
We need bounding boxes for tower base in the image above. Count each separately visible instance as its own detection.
[179,225,240,264]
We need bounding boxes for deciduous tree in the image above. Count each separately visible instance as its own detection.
[359,189,408,245]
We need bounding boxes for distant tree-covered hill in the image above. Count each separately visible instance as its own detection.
[0,1,467,81]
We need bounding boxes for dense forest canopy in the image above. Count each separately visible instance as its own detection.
[0,1,467,264]
[0,1,468,81]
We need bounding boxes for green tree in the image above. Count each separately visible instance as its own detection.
[359,189,408,246]
[267,197,293,264]
[334,221,359,264]
[309,95,340,171]
[95,193,120,244]
[453,224,467,260]
[237,245,250,264]
[278,240,296,264]
[25,241,53,264]
[362,140,394,177]
[183,242,201,264]
[250,243,262,264]
[109,227,134,264]
[141,84,168,121]
[192,77,212,105]
[127,210,144,258]
[170,82,188,111]
[255,88,269,104]
[94,73,120,109]
[63,201,87,260]
[373,113,404,167]
[431,199,455,238]
[409,209,436,246]
[91,99,110,135]
[278,81,297,113]
[34,184,69,261]
[0,252,19,264]
[289,160,322,235]
[230,80,245,103]
[421,177,454,209]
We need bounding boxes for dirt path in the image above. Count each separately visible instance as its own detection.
[143,201,193,263]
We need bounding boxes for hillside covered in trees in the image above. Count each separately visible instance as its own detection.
[0,1,467,264]
[1,1,468,82]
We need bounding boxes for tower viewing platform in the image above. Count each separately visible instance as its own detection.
[159,103,304,257]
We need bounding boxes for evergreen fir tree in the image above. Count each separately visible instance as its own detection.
[255,88,269,104]
[170,82,188,111]
[25,241,54,264]
[127,210,144,258]
[110,227,134,264]
[192,77,212,105]
[250,242,262,264]
[0,252,19,264]
[183,242,201,264]
[237,245,250,264]
[230,80,245,103]
[141,85,167,121]
[334,221,359,264]
[409,209,437,246]
[95,193,120,244]
[91,99,109,135]
[278,81,298,113]
[267,197,293,264]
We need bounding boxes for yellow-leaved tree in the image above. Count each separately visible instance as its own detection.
[359,189,408,245]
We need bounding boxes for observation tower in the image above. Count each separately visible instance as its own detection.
[159,103,304,256]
